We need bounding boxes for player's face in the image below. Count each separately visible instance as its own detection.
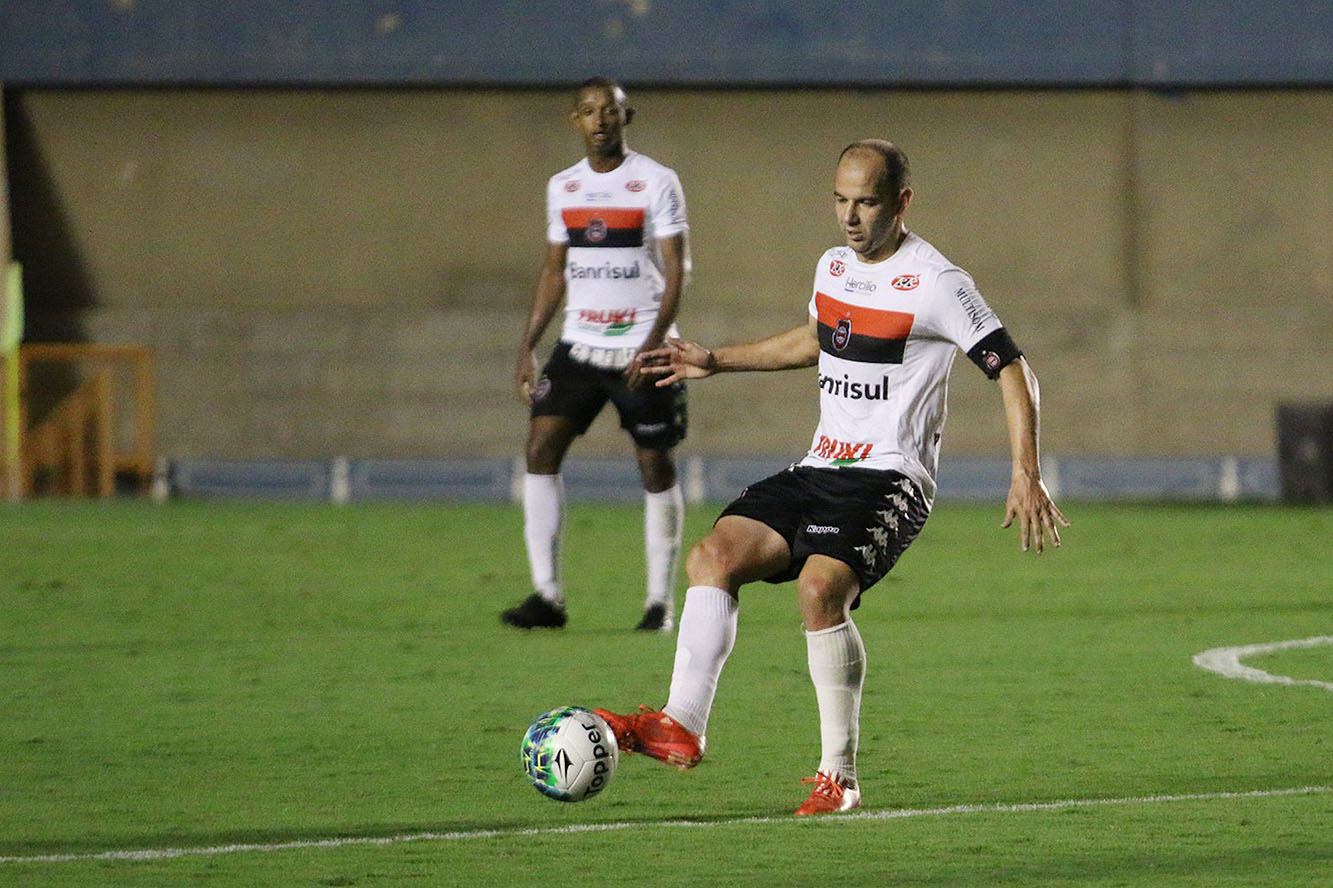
[570,86,629,159]
[833,151,911,262]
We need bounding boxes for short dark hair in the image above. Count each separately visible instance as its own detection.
[575,76,628,105]
[839,140,910,196]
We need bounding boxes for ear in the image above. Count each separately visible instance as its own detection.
[897,188,913,216]
[624,106,635,126]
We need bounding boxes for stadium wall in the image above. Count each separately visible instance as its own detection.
[7,87,1331,463]
[3,1,1331,87]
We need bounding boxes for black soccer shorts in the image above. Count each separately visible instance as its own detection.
[530,341,687,450]
[718,464,931,604]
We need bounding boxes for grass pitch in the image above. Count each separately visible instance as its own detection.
[1,499,1330,886]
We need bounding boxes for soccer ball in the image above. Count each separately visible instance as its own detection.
[520,706,619,802]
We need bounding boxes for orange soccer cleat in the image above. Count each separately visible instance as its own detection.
[593,706,704,770]
[793,771,862,817]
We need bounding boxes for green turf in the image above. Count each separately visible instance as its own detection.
[1,499,1330,886]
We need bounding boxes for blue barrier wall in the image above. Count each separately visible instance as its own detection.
[2,1,1330,86]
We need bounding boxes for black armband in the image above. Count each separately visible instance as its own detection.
[966,328,1022,380]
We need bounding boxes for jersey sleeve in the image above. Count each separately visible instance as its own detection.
[650,169,689,239]
[933,269,1022,379]
[546,178,569,245]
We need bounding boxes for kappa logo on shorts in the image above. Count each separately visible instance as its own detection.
[892,274,920,291]
[532,377,552,401]
[805,524,840,534]
[564,179,581,193]
[829,259,846,277]
[832,317,852,350]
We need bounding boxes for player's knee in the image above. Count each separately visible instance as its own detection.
[635,449,676,492]
[685,533,738,584]
[797,572,854,621]
[525,440,561,474]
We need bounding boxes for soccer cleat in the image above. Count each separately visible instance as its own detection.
[593,705,704,770]
[634,603,674,633]
[500,593,567,629]
[793,771,862,817]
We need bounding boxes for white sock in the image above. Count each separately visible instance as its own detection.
[522,473,564,605]
[806,620,865,787]
[643,484,683,609]
[663,585,738,736]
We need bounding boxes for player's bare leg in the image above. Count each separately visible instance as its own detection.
[634,446,682,632]
[502,416,579,629]
[794,555,864,815]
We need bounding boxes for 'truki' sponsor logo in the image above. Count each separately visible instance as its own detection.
[577,307,638,335]
[891,274,919,290]
[811,434,874,464]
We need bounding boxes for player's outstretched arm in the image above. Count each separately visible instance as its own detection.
[638,318,820,386]
[997,357,1069,552]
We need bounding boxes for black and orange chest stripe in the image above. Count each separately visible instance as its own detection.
[562,207,645,248]
[815,291,915,364]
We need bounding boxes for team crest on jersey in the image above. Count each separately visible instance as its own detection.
[586,218,608,242]
[564,179,581,193]
[625,179,647,192]
[891,274,920,291]
[829,259,846,277]
[833,317,852,350]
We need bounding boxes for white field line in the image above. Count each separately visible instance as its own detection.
[2,785,1329,865]
[1193,635,1333,692]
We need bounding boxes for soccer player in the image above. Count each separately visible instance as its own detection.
[502,77,691,633]
[596,139,1068,815]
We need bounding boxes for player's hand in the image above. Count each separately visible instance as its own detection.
[623,340,662,389]
[1001,472,1069,553]
[636,337,717,387]
[514,349,540,404]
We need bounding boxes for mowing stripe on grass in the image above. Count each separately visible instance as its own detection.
[1193,636,1333,692]
[2,785,1328,865]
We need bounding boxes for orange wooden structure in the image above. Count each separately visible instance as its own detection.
[18,344,156,497]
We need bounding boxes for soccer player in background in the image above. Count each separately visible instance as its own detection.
[503,77,691,632]
[596,139,1068,814]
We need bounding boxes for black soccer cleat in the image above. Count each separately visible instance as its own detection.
[634,602,674,633]
[501,593,567,629]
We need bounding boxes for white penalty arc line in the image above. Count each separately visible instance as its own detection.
[2,785,1329,865]
[1193,635,1333,692]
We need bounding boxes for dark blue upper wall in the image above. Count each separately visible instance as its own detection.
[1,1,1329,86]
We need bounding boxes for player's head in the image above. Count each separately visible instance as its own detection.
[834,140,913,262]
[570,76,634,160]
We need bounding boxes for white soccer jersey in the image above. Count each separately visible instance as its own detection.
[546,150,690,350]
[798,233,1009,501]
